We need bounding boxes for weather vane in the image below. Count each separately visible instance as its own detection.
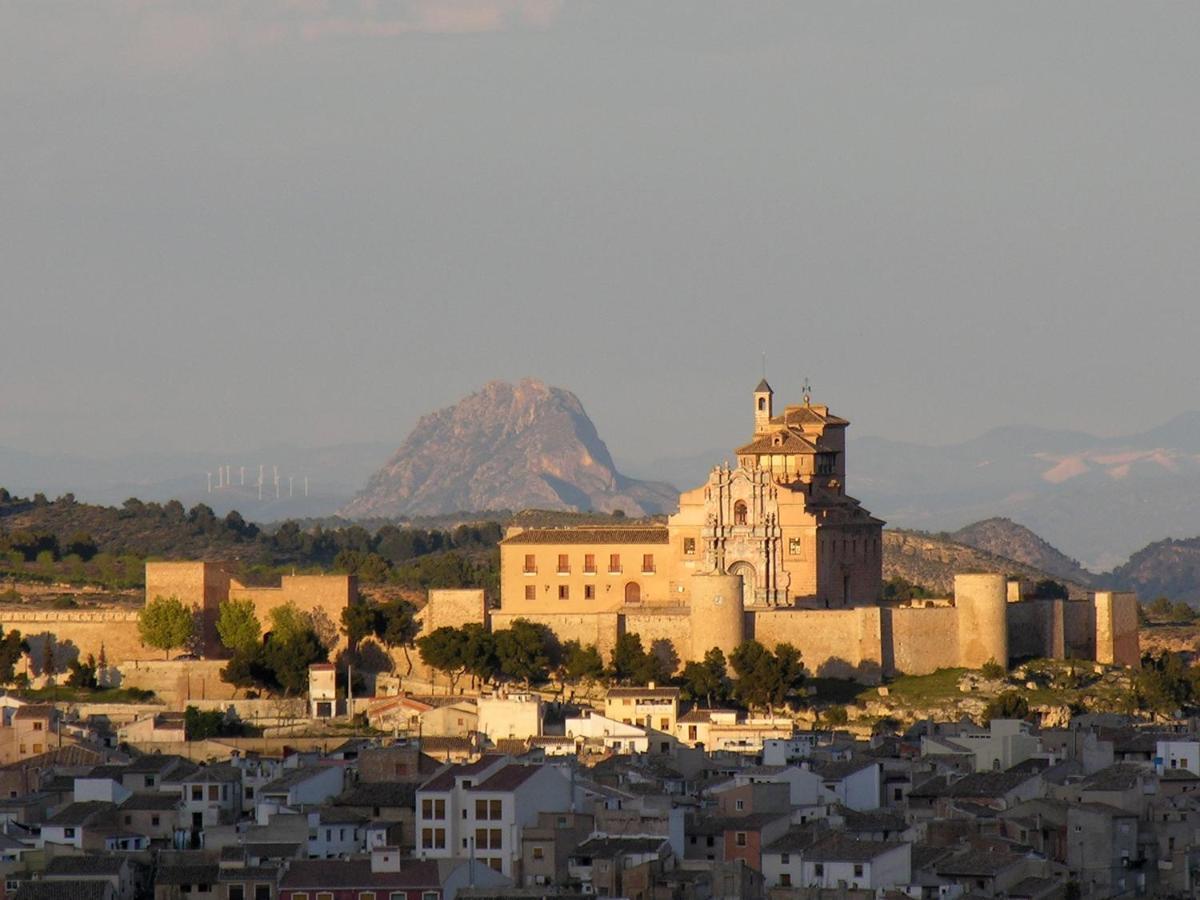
[802,377,812,404]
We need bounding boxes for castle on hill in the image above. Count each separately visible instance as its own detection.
[487,383,1139,680]
[1,384,1137,686]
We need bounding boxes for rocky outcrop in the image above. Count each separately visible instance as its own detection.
[951,518,1096,586]
[883,529,1091,599]
[341,379,678,518]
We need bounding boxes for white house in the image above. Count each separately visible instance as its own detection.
[477,693,543,742]
[176,766,243,828]
[256,765,345,824]
[734,765,822,808]
[415,757,576,878]
[763,734,819,766]
[307,808,367,858]
[1156,740,1200,776]
[800,834,911,891]
[805,760,882,811]
[564,712,648,754]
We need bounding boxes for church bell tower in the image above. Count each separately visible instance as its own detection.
[754,379,773,433]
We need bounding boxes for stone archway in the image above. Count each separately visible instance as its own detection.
[728,561,756,600]
[624,582,641,604]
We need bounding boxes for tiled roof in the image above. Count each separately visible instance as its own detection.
[120,792,181,811]
[45,801,116,827]
[806,834,904,863]
[14,883,110,900]
[0,746,107,771]
[156,864,221,886]
[334,782,417,808]
[764,825,824,854]
[937,848,1025,877]
[501,527,669,545]
[45,856,126,877]
[280,859,441,889]
[1081,763,1146,791]
[469,764,542,792]
[13,705,56,720]
[183,765,241,784]
[572,836,670,858]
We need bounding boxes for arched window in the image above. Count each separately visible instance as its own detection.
[734,501,748,525]
[757,397,766,411]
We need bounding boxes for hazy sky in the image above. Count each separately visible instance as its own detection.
[2,1,1197,463]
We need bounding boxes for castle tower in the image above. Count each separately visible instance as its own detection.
[754,379,773,432]
[954,573,1009,669]
[690,572,745,661]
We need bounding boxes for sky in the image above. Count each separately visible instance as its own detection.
[2,1,1198,465]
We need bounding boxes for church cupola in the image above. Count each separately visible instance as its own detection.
[754,379,773,431]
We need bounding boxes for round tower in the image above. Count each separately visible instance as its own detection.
[690,573,745,661]
[954,573,1009,670]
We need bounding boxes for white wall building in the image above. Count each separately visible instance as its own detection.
[477,693,543,742]
[1156,740,1200,775]
[565,712,649,754]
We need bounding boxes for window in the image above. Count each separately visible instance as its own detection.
[192,786,203,801]
[254,886,271,900]
[32,744,42,754]
[683,537,695,555]
[490,799,502,819]
[359,893,376,900]
[533,846,544,860]
[814,864,824,878]
[125,815,132,825]
[642,554,655,573]
[525,585,536,601]
[245,787,254,799]
[64,828,76,838]
[853,864,864,877]
[391,894,406,900]
[609,554,621,573]
[735,800,744,811]
[584,554,596,573]
[558,585,569,600]
[422,798,446,819]
[487,859,502,872]
[209,785,220,802]
[557,554,570,574]
[423,893,439,900]
[584,585,595,600]
[734,501,748,525]
[780,853,790,864]
[32,721,43,731]
[788,537,801,555]
[780,874,792,887]
[422,828,434,849]
[294,895,309,900]
[145,775,155,786]
[523,554,536,574]
[816,453,835,475]
[660,717,669,730]
[229,888,244,900]
[316,893,333,900]
[735,832,747,847]
[151,815,160,827]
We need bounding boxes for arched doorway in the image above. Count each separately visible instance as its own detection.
[728,561,755,601]
[624,582,641,604]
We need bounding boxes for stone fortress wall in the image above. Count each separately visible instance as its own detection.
[422,573,1140,684]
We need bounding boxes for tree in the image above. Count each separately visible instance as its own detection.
[66,654,99,690]
[1148,596,1173,619]
[376,599,421,675]
[610,633,663,684]
[216,599,262,655]
[340,602,380,650]
[1034,579,1069,601]
[561,641,605,685]
[184,705,235,740]
[729,640,806,713]
[1134,651,1200,716]
[983,691,1030,724]
[461,624,498,688]
[138,596,196,659]
[0,630,28,684]
[680,647,731,707]
[822,705,849,727]
[267,602,309,644]
[1170,602,1196,624]
[418,627,471,692]
[261,627,327,695]
[494,619,556,686]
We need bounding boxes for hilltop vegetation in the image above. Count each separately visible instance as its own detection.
[0,488,503,596]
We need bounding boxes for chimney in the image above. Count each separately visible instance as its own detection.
[648,681,656,690]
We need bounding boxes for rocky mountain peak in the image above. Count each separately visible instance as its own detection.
[340,379,677,518]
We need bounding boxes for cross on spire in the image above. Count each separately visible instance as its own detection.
[802,378,812,405]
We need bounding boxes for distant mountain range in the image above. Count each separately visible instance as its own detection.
[625,412,1200,571]
[340,379,678,519]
